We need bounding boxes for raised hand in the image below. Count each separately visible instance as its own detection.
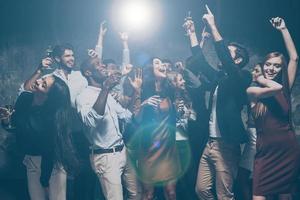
[200,26,211,48]
[270,17,286,30]
[128,68,143,91]
[183,18,195,36]
[40,57,53,69]
[87,49,99,58]
[202,4,215,27]
[103,71,121,90]
[119,32,129,42]
[99,20,107,37]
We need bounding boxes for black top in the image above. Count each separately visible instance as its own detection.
[12,92,54,187]
[188,40,252,144]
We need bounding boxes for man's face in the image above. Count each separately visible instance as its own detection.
[263,56,283,80]
[60,49,75,69]
[92,63,109,83]
[32,76,55,94]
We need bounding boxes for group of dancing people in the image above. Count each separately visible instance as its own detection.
[1,5,300,200]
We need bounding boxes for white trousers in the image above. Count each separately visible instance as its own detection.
[90,147,141,200]
[23,155,67,200]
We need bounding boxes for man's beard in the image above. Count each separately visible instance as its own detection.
[60,63,73,73]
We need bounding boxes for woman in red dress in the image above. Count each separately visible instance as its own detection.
[247,17,300,200]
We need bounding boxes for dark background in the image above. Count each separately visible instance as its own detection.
[0,0,299,64]
[0,0,300,199]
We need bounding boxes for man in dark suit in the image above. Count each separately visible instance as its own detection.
[184,6,252,200]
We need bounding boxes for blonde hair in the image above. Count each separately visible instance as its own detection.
[252,52,289,118]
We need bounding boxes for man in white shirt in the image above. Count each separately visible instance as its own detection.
[76,57,135,200]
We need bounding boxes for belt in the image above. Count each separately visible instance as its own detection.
[91,144,124,154]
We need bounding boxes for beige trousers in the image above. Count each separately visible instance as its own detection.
[195,138,241,200]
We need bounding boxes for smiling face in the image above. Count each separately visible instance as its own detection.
[263,56,283,80]
[153,58,167,79]
[32,76,55,94]
[175,73,186,90]
[60,49,75,69]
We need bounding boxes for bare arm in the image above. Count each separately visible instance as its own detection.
[119,32,131,75]
[271,17,299,88]
[183,19,199,47]
[92,73,120,115]
[203,5,222,42]
[247,76,283,100]
[95,21,107,62]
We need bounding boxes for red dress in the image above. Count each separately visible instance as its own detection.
[253,92,300,195]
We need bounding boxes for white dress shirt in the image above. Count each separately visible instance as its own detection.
[53,69,88,107]
[75,86,132,149]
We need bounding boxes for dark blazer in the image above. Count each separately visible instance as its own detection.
[188,40,252,144]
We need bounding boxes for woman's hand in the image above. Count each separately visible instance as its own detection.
[129,68,143,92]
[270,17,286,31]
[141,95,161,108]
[0,107,10,120]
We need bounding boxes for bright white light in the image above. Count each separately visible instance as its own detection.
[112,0,161,33]
[120,2,151,30]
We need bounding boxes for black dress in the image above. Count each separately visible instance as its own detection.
[252,92,300,195]
[13,92,55,187]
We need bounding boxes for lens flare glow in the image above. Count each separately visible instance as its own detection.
[120,2,151,30]
[112,0,161,34]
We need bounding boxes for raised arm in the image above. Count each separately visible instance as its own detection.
[119,32,132,75]
[202,5,251,88]
[202,5,222,42]
[271,17,299,88]
[95,21,107,62]
[183,15,217,81]
[24,58,52,91]
[183,18,199,48]
[93,73,120,115]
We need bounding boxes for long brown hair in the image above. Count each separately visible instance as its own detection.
[252,52,290,118]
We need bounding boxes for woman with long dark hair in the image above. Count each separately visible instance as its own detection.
[133,57,181,200]
[13,74,78,200]
[246,17,300,200]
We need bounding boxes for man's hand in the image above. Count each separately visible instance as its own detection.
[270,17,286,31]
[202,5,216,27]
[99,20,107,38]
[129,68,143,92]
[103,71,121,90]
[40,57,53,69]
